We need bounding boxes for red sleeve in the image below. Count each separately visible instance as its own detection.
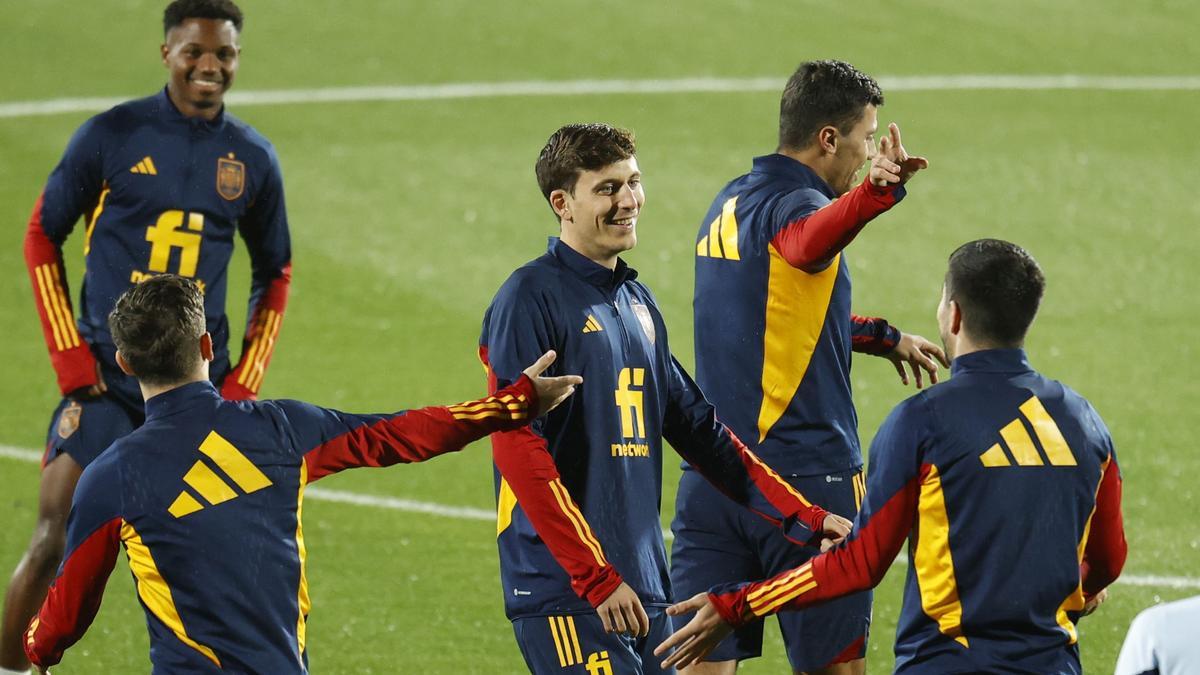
[1080,456,1126,596]
[484,348,624,608]
[222,263,291,400]
[850,313,901,355]
[24,192,98,396]
[770,179,903,272]
[24,517,122,669]
[303,374,538,481]
[709,471,920,628]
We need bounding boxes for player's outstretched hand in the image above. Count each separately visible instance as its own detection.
[869,122,929,187]
[596,582,650,637]
[885,333,950,389]
[819,512,853,551]
[522,350,583,417]
[1081,588,1109,618]
[655,593,733,670]
[70,362,109,400]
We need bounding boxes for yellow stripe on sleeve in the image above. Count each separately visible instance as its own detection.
[296,460,310,655]
[236,312,268,386]
[548,480,607,566]
[34,265,66,351]
[744,450,812,508]
[48,264,81,347]
[246,310,283,393]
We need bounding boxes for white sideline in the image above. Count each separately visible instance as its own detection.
[1,74,1199,119]
[2,444,1197,591]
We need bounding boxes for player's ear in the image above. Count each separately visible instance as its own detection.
[199,333,215,363]
[818,125,839,154]
[549,189,571,222]
[949,300,964,336]
[115,350,136,376]
[161,42,170,66]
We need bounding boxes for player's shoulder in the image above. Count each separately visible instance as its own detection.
[222,111,275,152]
[489,253,562,308]
[68,92,161,144]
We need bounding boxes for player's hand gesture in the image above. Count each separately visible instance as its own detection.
[869,123,928,187]
[819,512,853,552]
[596,581,650,637]
[522,351,583,417]
[70,362,108,400]
[885,333,950,389]
[655,593,733,669]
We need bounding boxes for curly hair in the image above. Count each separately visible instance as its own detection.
[109,275,208,385]
[163,0,243,34]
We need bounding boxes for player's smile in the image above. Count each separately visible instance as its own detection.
[162,17,240,119]
[558,157,645,268]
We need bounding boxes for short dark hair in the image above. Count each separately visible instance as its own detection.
[163,0,243,35]
[109,275,207,386]
[535,123,637,214]
[778,60,884,151]
[945,239,1046,347]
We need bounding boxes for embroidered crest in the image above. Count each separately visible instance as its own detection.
[630,301,656,345]
[58,401,82,440]
[216,154,245,201]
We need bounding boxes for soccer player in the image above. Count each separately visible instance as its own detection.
[22,274,582,673]
[669,59,948,674]
[4,2,292,671]
[657,239,1128,674]
[480,123,851,675]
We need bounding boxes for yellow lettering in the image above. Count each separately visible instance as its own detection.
[614,367,647,439]
[145,210,204,276]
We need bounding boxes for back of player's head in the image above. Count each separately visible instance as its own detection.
[535,123,637,211]
[109,275,207,386]
[945,239,1045,347]
[163,0,244,35]
[778,60,883,151]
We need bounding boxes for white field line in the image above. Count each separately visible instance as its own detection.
[2,74,1199,119]
[1,444,1196,590]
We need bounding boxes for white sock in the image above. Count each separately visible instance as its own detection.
[0,667,32,675]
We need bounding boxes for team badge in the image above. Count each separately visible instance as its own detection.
[57,401,82,440]
[630,301,656,345]
[216,154,245,201]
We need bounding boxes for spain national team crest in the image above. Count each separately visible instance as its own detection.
[216,154,245,201]
[630,301,656,345]
[57,401,82,440]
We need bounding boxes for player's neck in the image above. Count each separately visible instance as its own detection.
[559,232,618,270]
[949,333,1013,361]
[140,369,211,402]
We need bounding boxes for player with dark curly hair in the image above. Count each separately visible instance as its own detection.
[3,2,292,671]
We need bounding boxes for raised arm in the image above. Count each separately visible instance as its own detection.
[24,118,106,396]
[24,459,123,669]
[771,123,925,273]
[224,145,292,400]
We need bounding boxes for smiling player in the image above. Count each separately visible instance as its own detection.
[479,124,851,674]
[3,3,294,672]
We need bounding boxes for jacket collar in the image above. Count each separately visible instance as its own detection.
[950,348,1035,376]
[548,237,638,291]
[158,86,227,131]
[751,154,835,199]
[145,380,221,420]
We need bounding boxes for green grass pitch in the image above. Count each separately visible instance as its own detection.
[1,0,1197,672]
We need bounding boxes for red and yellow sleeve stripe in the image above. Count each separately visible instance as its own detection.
[547,479,607,567]
[746,561,818,617]
[33,262,81,352]
[235,308,283,394]
[448,392,529,423]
